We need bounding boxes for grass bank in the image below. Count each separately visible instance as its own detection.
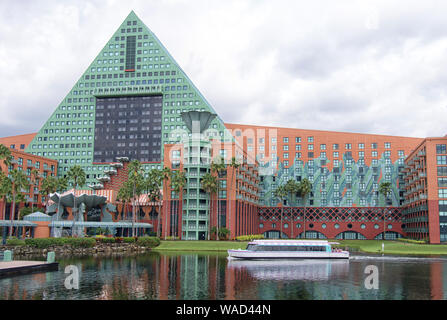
[333,240,447,256]
[154,239,447,256]
[153,240,249,252]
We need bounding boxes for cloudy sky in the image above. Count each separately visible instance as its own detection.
[0,0,446,138]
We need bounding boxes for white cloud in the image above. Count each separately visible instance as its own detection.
[0,0,446,138]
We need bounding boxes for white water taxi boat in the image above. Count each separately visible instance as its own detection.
[227,240,349,260]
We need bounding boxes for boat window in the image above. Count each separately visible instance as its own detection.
[246,244,256,250]
[247,244,328,251]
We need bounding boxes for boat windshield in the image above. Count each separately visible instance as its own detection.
[246,244,327,252]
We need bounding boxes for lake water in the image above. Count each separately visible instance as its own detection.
[1,252,447,300]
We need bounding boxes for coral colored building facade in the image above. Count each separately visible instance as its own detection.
[0,148,58,221]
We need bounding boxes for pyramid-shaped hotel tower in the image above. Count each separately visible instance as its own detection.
[26,11,229,185]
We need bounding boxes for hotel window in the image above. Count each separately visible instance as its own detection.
[333,151,339,158]
[283,145,289,151]
[333,160,339,167]
[295,152,301,158]
[358,143,364,149]
[320,152,326,158]
[283,137,289,143]
[333,144,339,150]
[438,167,447,176]
[371,143,378,149]
[296,137,301,143]
[308,144,314,150]
[372,159,378,165]
[320,144,326,150]
[438,178,447,187]
[284,160,289,166]
[437,144,447,154]
[385,142,391,149]
[438,156,447,165]
[284,153,289,159]
[345,143,352,150]
[295,144,301,151]
[271,137,277,144]
[372,151,378,157]
[398,150,405,157]
[272,145,276,151]
[439,189,447,198]
[259,138,264,143]
[259,145,265,151]
[358,151,364,158]
[308,136,314,142]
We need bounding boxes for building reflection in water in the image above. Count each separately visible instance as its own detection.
[0,253,446,300]
[227,259,350,281]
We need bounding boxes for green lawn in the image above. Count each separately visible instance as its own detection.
[153,240,249,252]
[334,240,447,256]
[153,239,447,256]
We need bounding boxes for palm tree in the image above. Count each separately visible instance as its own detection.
[273,184,287,239]
[30,169,41,213]
[299,178,312,239]
[284,179,300,238]
[40,175,58,210]
[8,169,29,236]
[127,160,145,237]
[67,165,86,237]
[117,179,133,236]
[160,167,172,239]
[0,145,12,172]
[56,176,68,194]
[379,181,392,241]
[146,169,164,237]
[210,157,226,240]
[170,170,186,239]
[201,172,218,240]
[0,171,12,221]
[0,145,12,221]
[227,156,240,240]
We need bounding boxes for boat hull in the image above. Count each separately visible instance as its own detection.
[227,249,349,260]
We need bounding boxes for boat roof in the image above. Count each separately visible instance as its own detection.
[249,240,330,246]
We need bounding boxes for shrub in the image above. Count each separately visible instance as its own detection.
[235,234,264,241]
[97,237,115,244]
[123,237,136,243]
[25,238,64,248]
[25,237,95,248]
[6,238,26,246]
[65,238,96,248]
[164,236,179,240]
[396,238,427,244]
[136,236,160,248]
[114,237,124,243]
